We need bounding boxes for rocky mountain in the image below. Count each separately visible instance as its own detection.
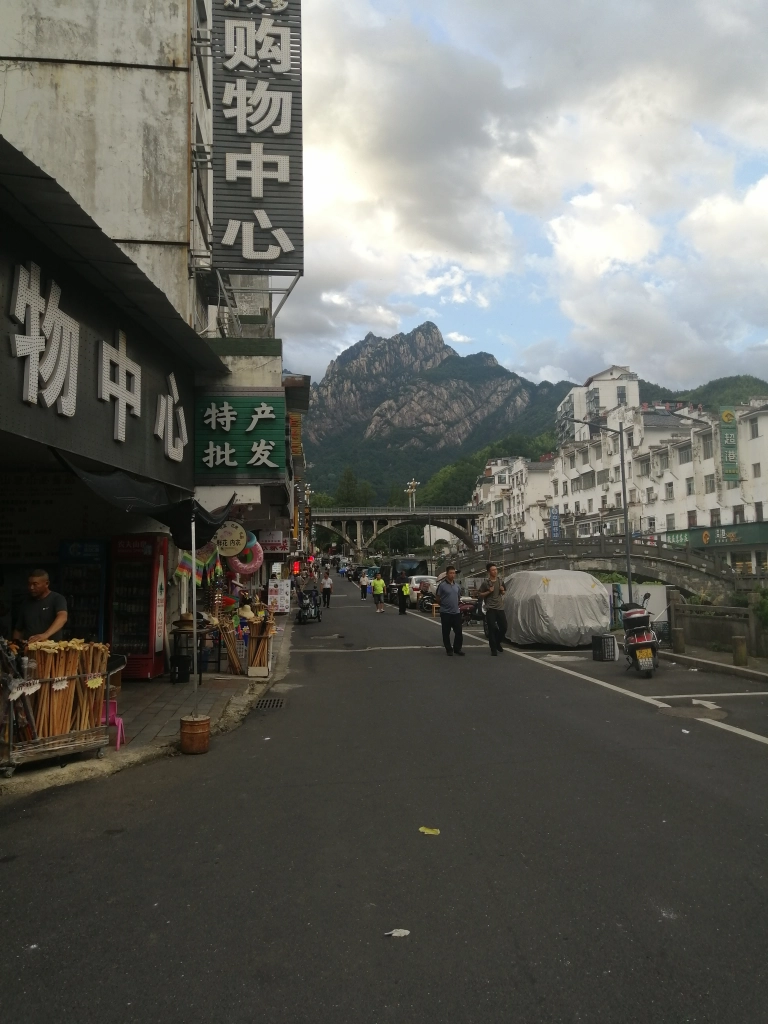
[305,322,572,499]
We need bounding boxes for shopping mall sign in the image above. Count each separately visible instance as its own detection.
[719,407,740,481]
[211,0,303,274]
[194,392,286,482]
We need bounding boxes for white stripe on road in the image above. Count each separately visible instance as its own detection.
[292,645,447,653]
[698,719,768,746]
[651,691,768,700]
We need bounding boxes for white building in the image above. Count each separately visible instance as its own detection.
[556,366,639,445]
[471,456,555,545]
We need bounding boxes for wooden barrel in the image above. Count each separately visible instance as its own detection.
[179,715,210,754]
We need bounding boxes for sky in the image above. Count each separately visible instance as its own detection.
[279,0,768,390]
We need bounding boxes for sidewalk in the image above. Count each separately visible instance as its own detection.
[0,617,293,801]
[657,642,768,684]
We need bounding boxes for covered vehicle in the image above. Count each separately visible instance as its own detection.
[504,570,610,646]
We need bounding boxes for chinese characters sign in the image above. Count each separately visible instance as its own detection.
[212,0,303,273]
[195,393,286,480]
[719,407,740,481]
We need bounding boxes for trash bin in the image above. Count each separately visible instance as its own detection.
[170,654,192,684]
[591,634,617,662]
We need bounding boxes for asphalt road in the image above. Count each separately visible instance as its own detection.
[2,578,768,1023]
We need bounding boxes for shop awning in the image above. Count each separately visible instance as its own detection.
[54,452,235,549]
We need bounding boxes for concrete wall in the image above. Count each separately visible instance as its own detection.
[0,0,192,319]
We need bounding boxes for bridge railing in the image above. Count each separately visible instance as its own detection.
[311,507,474,517]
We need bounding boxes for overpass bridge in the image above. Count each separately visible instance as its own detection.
[310,506,477,551]
[454,536,740,600]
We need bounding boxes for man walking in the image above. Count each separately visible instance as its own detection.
[321,571,333,609]
[371,571,387,613]
[477,562,507,656]
[436,566,464,656]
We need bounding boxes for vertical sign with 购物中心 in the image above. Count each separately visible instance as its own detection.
[211,0,303,275]
[719,407,740,481]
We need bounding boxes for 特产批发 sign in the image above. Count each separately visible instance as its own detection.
[195,394,286,482]
[719,407,740,481]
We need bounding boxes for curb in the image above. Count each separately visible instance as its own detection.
[656,648,768,685]
[0,616,294,805]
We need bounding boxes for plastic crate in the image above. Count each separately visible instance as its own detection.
[592,633,617,661]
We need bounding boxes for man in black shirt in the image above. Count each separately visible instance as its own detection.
[13,570,68,643]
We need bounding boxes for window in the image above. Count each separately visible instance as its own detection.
[646,487,654,502]
[572,477,582,493]
[665,482,674,500]
[581,449,589,465]
[617,385,627,406]
[666,513,675,531]
[581,472,595,489]
[562,482,568,495]
[629,488,638,503]
[733,505,745,524]
[601,494,607,508]
[679,445,693,465]
[751,419,759,439]
[574,501,581,514]
[615,493,622,507]
[726,480,739,490]
[553,480,559,495]
[659,452,669,471]
[710,508,720,527]
[704,474,715,493]
[569,454,576,469]
[578,522,591,537]
[647,517,656,532]
[563,503,569,513]
[686,477,695,496]
[594,444,602,461]
[597,468,610,485]
[638,458,650,477]
[588,498,593,512]
[702,434,714,460]
[757,502,764,522]
[626,431,634,447]
[493,500,504,514]
[754,463,761,478]
[496,474,506,485]
[687,510,698,528]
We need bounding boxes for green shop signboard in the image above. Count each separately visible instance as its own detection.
[719,407,739,480]
[194,394,286,481]
[687,522,768,548]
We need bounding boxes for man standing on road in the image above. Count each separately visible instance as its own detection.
[371,572,386,613]
[436,566,464,656]
[396,571,409,615]
[321,571,333,609]
[477,562,507,656]
[359,570,369,600]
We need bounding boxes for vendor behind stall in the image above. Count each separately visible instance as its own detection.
[12,570,68,643]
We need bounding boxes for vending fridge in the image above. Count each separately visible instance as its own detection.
[109,534,168,680]
[58,541,107,642]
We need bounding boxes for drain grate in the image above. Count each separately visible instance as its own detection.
[254,697,285,711]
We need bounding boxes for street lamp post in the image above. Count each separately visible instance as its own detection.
[569,418,633,603]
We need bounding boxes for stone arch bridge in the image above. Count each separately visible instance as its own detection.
[310,506,477,552]
[456,536,740,600]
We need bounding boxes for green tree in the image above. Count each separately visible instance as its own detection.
[335,467,359,506]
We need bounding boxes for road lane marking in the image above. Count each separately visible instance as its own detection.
[651,691,768,699]
[698,720,768,746]
[506,648,671,708]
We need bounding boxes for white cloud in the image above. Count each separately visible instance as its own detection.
[280,0,768,389]
[446,332,473,344]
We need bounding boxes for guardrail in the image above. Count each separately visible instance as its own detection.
[311,507,475,517]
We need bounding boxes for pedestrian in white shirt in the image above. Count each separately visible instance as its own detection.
[359,572,369,600]
[321,571,333,608]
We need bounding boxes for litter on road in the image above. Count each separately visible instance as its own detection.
[419,827,440,835]
[385,929,410,938]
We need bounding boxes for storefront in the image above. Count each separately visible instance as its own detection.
[0,148,227,676]
[665,524,768,574]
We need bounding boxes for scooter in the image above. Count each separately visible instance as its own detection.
[622,592,659,678]
[296,589,322,625]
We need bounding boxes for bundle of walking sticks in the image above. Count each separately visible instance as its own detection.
[247,613,276,669]
[25,640,110,738]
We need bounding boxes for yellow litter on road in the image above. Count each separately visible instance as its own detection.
[419,827,440,836]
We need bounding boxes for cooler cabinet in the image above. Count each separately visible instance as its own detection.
[109,534,168,679]
[59,541,107,642]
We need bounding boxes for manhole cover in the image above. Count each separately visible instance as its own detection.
[659,707,727,720]
[254,698,285,711]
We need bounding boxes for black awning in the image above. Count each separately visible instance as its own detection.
[54,452,235,549]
